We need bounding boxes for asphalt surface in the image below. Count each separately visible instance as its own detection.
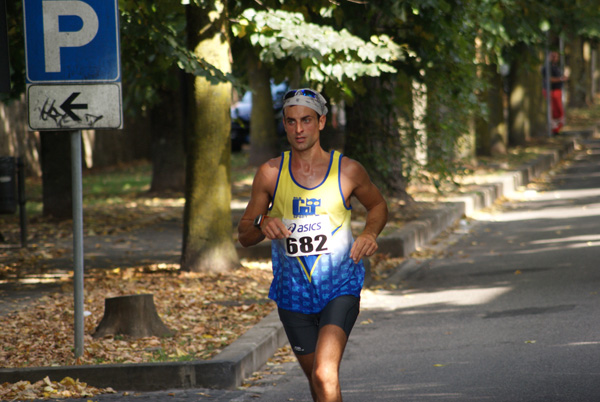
[0,132,594,401]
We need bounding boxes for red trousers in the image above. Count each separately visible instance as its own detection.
[543,89,564,133]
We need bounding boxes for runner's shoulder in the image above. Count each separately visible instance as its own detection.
[254,155,283,187]
[340,155,368,177]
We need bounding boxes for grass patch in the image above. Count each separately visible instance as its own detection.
[83,163,151,199]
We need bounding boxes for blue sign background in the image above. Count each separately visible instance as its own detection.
[24,0,120,83]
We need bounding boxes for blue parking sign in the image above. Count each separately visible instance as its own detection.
[23,0,120,83]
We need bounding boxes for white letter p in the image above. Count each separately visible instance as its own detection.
[42,1,99,73]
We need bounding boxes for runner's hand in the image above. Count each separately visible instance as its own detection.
[261,217,291,240]
[350,233,378,263]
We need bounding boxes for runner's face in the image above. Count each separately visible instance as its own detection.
[283,106,325,151]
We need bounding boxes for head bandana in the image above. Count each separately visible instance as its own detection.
[283,88,328,116]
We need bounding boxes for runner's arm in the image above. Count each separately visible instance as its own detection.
[238,159,290,247]
[342,159,388,263]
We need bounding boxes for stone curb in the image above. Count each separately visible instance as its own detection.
[0,310,288,391]
[0,137,579,392]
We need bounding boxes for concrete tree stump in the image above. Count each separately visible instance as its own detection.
[93,294,173,338]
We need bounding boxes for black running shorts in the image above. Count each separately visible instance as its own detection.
[277,295,360,355]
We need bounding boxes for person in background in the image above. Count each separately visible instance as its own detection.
[542,51,568,134]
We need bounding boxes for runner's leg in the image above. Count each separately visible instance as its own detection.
[312,295,360,401]
[312,324,348,402]
[296,353,318,401]
[278,308,319,400]
[278,296,359,401]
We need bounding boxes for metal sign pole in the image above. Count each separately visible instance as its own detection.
[71,130,84,358]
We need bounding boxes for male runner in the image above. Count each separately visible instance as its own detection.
[238,88,388,402]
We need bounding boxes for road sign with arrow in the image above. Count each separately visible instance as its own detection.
[27,84,121,130]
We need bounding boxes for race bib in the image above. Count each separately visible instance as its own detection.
[282,215,332,257]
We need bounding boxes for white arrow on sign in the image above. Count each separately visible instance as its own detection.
[27,84,122,130]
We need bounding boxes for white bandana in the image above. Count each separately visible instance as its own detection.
[282,89,328,116]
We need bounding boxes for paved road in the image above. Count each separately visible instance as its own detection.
[25,136,600,401]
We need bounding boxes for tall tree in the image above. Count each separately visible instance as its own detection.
[345,75,413,203]
[507,43,535,146]
[181,1,238,272]
[246,49,279,166]
[338,0,483,188]
[567,36,591,108]
[148,70,186,193]
[528,50,547,137]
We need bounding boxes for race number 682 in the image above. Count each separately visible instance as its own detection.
[286,234,328,256]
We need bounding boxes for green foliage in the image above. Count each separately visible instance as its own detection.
[118,0,235,115]
[232,8,406,93]
[338,1,488,185]
[5,0,600,192]
[1,0,25,102]
[542,0,600,38]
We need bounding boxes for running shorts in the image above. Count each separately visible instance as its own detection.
[277,295,360,355]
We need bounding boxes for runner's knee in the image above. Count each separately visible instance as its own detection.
[312,363,339,393]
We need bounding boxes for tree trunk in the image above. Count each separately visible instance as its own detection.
[86,113,151,169]
[41,131,72,220]
[592,46,599,97]
[508,43,532,146]
[583,40,593,106]
[345,76,413,204]
[150,69,186,193]
[93,294,172,338]
[247,50,279,166]
[181,2,239,273]
[567,36,590,108]
[528,50,547,138]
[425,80,454,167]
[476,63,507,156]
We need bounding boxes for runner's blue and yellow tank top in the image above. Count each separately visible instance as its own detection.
[268,150,365,314]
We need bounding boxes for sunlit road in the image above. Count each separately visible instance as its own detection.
[80,137,600,402]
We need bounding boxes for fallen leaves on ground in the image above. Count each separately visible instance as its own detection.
[0,261,275,369]
[0,376,115,401]
[368,253,405,288]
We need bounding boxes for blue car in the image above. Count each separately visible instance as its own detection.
[230,81,288,152]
